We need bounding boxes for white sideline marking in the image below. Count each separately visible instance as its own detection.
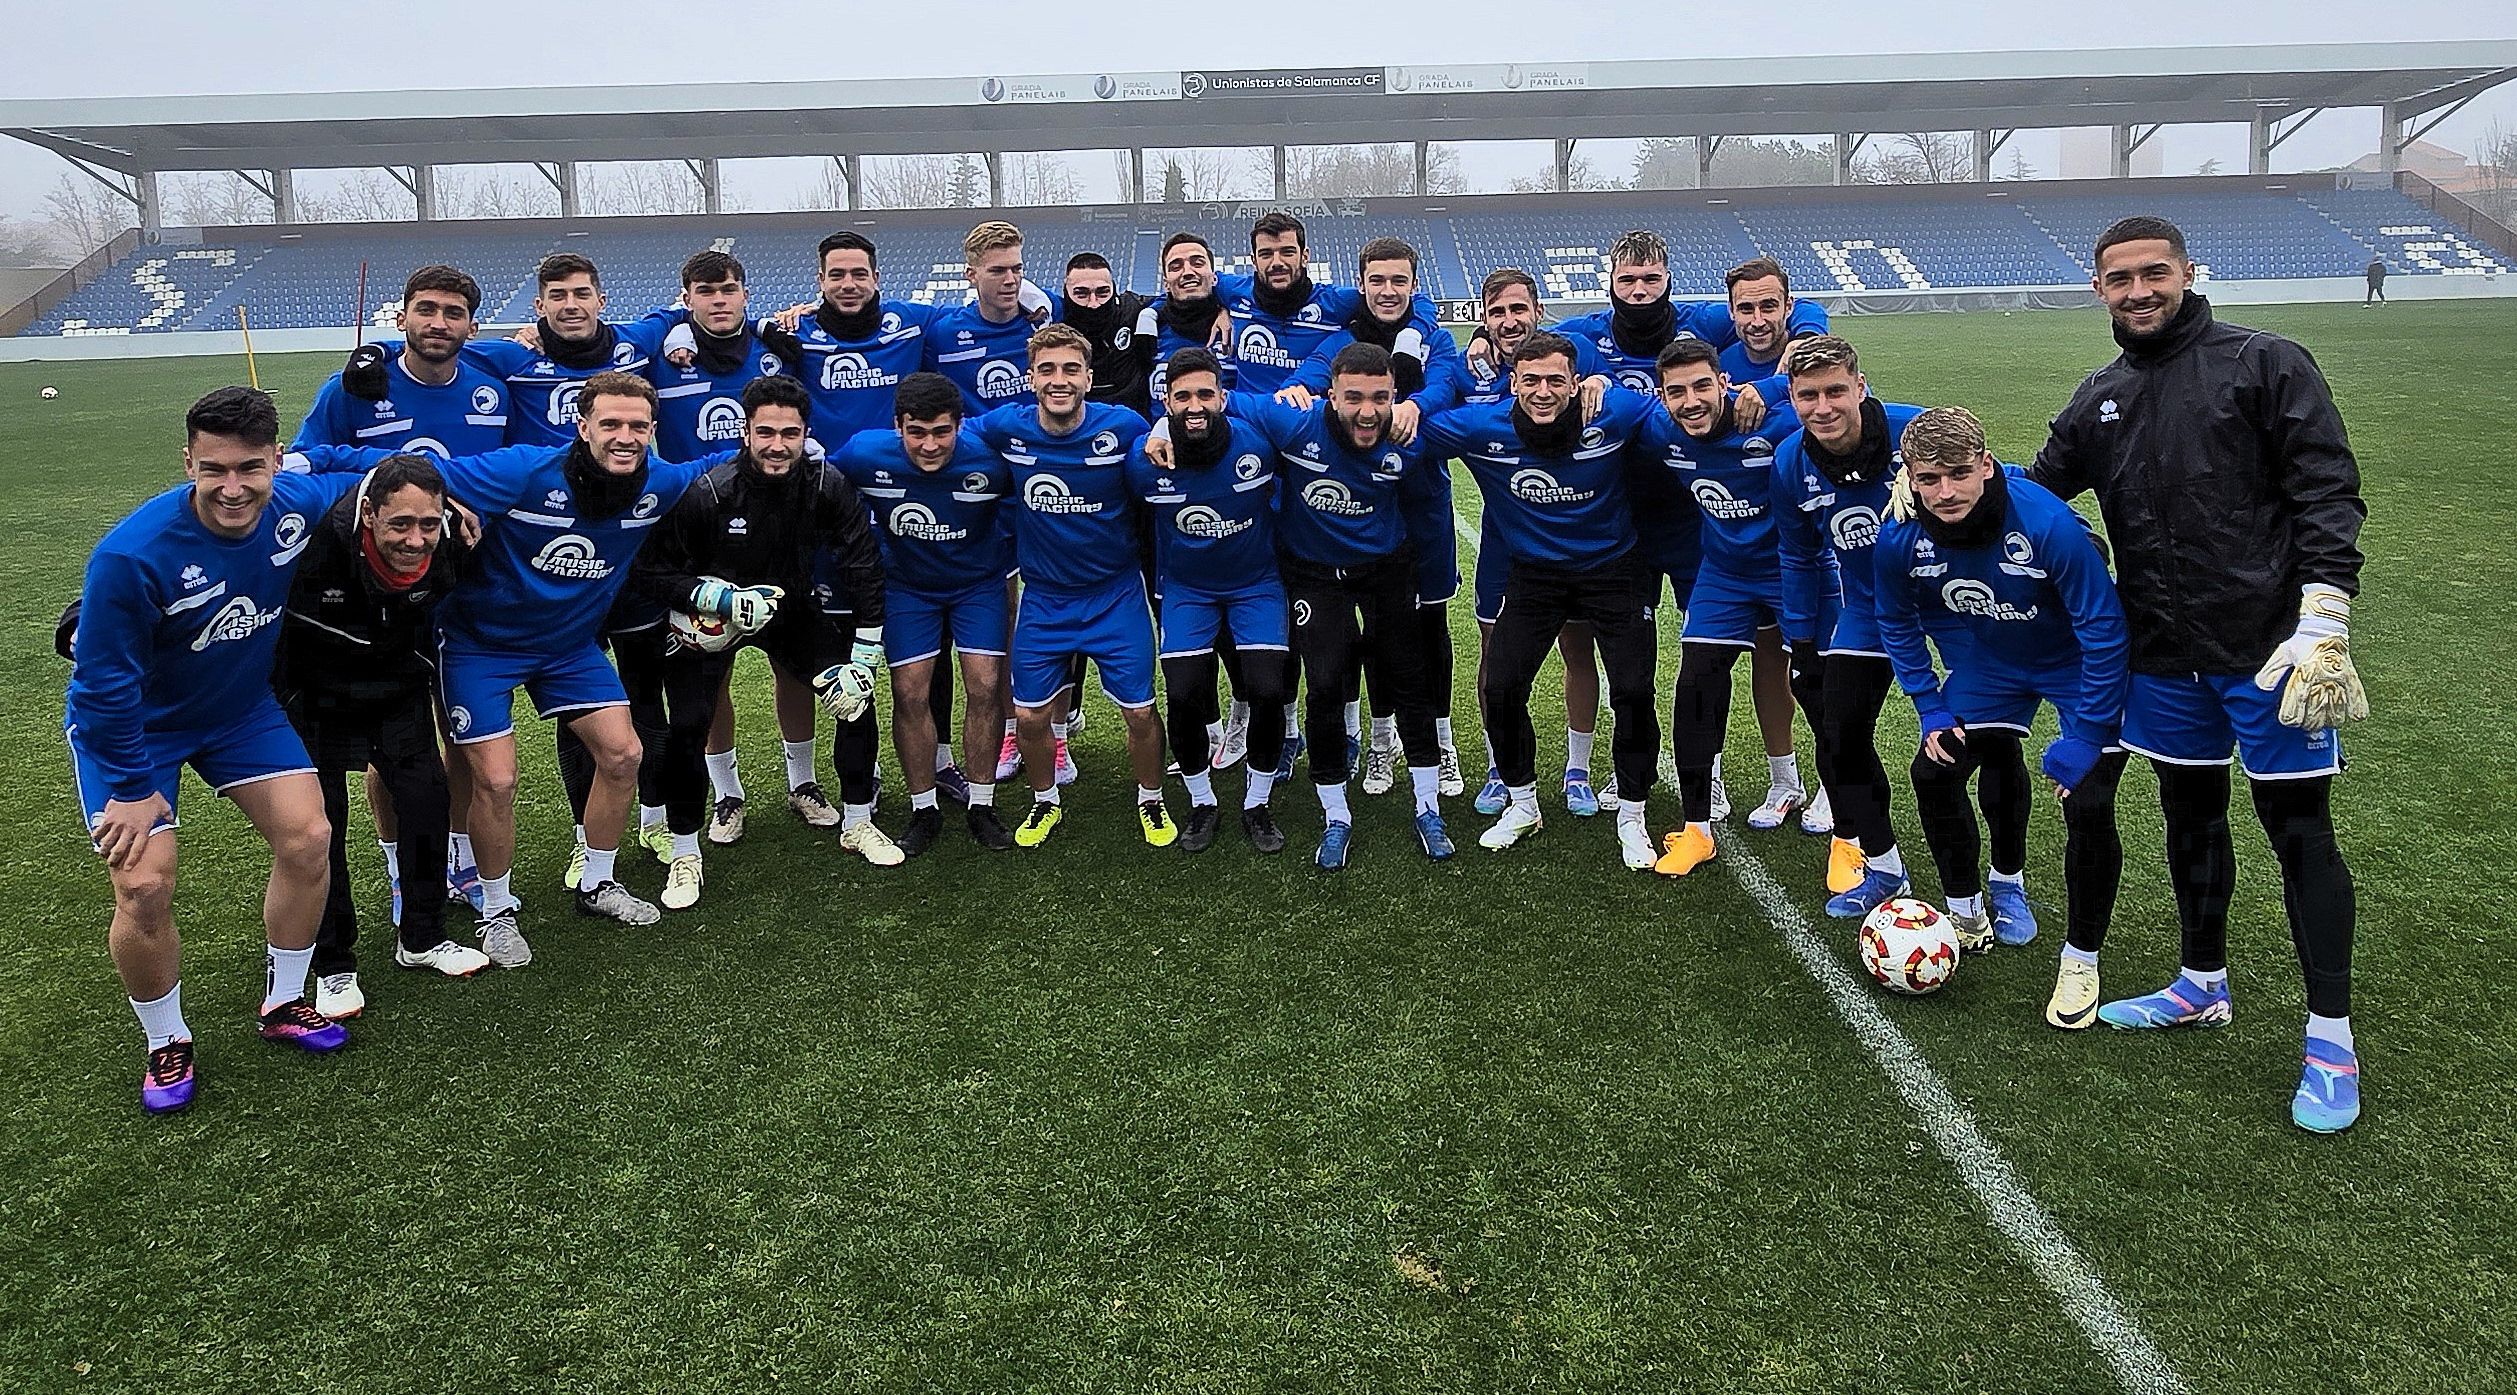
[1722,840,2192,1395]
[1441,492,2186,1393]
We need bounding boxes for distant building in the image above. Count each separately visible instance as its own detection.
[2347,138,2489,193]
[2061,127,2165,179]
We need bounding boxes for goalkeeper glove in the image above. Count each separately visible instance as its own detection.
[2041,735,2104,792]
[850,631,885,669]
[1885,466,1918,522]
[813,662,878,722]
[691,577,784,634]
[342,344,390,401]
[2252,584,2369,731]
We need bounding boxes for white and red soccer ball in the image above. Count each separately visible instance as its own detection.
[1859,896,1961,995]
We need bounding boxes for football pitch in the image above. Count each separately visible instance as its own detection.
[2,300,2511,1393]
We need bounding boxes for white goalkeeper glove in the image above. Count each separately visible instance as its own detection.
[2253,583,2368,731]
[814,661,878,723]
[850,631,885,669]
[691,577,784,634]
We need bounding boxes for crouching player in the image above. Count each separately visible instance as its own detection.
[67,387,367,1112]
[1872,408,2129,1027]
[633,375,894,907]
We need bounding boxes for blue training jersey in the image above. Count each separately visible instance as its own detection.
[291,354,512,460]
[1124,417,1280,595]
[1775,401,1927,645]
[1630,400,1803,583]
[789,300,943,446]
[1219,273,1443,395]
[833,427,1013,595]
[1555,298,1826,402]
[66,472,363,799]
[969,401,1150,592]
[457,323,672,447]
[926,300,1047,415]
[1226,391,1417,568]
[296,442,725,652]
[646,328,795,464]
[1873,472,2129,748]
[1423,388,1657,570]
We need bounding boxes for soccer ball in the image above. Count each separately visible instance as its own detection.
[666,608,739,654]
[1858,896,1961,995]
[40,386,58,400]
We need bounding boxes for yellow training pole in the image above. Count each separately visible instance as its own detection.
[237,305,261,389]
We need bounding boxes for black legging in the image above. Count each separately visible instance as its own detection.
[1284,552,1438,786]
[1163,648,1289,780]
[1795,651,1897,856]
[1482,557,1658,800]
[559,624,669,823]
[1364,603,1454,728]
[1909,730,2033,898]
[2155,762,2355,1017]
[1675,639,1823,823]
[660,629,880,836]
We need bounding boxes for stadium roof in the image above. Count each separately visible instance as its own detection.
[4,42,2514,172]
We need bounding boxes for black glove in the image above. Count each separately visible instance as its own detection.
[55,597,80,662]
[342,343,390,401]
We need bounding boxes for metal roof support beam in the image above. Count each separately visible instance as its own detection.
[2389,66,2517,119]
[1128,149,1143,205]
[384,164,435,219]
[1554,138,1574,193]
[1970,128,2015,182]
[538,160,579,217]
[2249,110,2275,174]
[1698,134,1724,187]
[2398,93,2477,152]
[1272,145,1287,200]
[136,169,159,236]
[2378,103,2402,174]
[1833,132,1867,185]
[272,169,295,222]
[686,158,721,214]
[1415,140,1429,196]
[2264,106,2326,151]
[984,150,1002,207]
[833,154,859,211]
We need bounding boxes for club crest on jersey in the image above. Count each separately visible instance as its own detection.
[530,534,612,580]
[1234,454,1264,481]
[975,359,1025,400]
[961,471,992,494]
[1090,430,1121,457]
[634,493,661,517]
[1111,326,1133,351]
[1580,425,1606,450]
[1023,474,1098,514]
[1293,599,1314,626]
[612,342,638,365]
[888,502,966,542]
[821,351,892,392]
[270,512,311,565]
[1999,531,2047,578]
[1173,504,1252,541]
[190,595,279,651]
[1828,505,1881,551]
[180,564,206,589]
[448,705,473,736]
[1301,479,1371,517]
[1690,479,1759,520]
[697,397,745,442]
[1377,452,1405,477]
[1509,468,1589,505]
[1942,577,2037,622]
[759,353,783,375]
[471,385,500,415]
[1484,441,1507,454]
[879,312,903,336]
[1297,302,1324,323]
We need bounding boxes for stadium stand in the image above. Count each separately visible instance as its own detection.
[18,178,2510,336]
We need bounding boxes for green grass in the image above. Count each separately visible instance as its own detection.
[1,301,2510,1393]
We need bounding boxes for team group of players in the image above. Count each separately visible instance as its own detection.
[64,209,2372,1133]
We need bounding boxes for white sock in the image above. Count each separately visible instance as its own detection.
[671,831,699,859]
[1435,715,1455,748]
[1566,727,1596,773]
[1342,700,1361,741]
[1989,867,2025,888]
[378,840,400,879]
[1509,784,1540,816]
[1184,770,1216,806]
[2306,1012,2355,1052]
[1004,717,1018,737]
[131,983,189,1049]
[1371,714,1398,751]
[1205,722,1223,752]
[1950,892,1985,917]
[783,740,816,791]
[2182,966,2229,992]
[1135,784,1163,807]
[1054,718,1070,739]
[843,802,873,830]
[449,831,474,867]
[911,788,939,811]
[1316,780,1351,823]
[639,803,665,832]
[706,749,744,801]
[1867,845,1906,878]
[2062,944,2099,967]
[581,847,617,891]
[1767,753,1800,789]
[1036,785,1062,807]
[1621,800,1651,828]
[262,943,314,1013]
[481,872,517,916]
[1409,764,1440,813]
[1246,768,1276,807]
[934,743,956,773]
[967,781,996,807]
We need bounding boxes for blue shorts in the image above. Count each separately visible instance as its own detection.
[439,637,626,745]
[1941,665,2120,748]
[1824,593,1885,659]
[67,698,312,838]
[2122,672,2341,779]
[1639,545,1699,617]
[1012,576,1156,710]
[885,577,1010,668]
[1160,580,1290,658]
[1414,533,1459,607]
[1681,566,1783,646]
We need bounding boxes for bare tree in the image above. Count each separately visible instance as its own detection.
[0,214,70,267]
[1856,132,1969,184]
[579,162,702,216]
[2003,149,2037,182]
[1508,154,1615,193]
[2472,121,2517,221]
[166,172,274,227]
[44,171,130,253]
[1634,136,1834,189]
[438,169,558,219]
[1145,148,1258,201]
[1262,144,1464,197]
[2196,157,2224,177]
[995,153,1083,206]
[861,155,958,210]
[301,170,413,223]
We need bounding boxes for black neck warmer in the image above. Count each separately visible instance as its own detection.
[541,319,619,371]
[1511,401,1582,457]
[1917,461,2012,550]
[564,440,651,519]
[2113,291,2212,362]
[1609,295,1676,359]
[1252,272,1316,320]
[1326,408,1385,458]
[1157,291,1225,344]
[816,297,882,344]
[1061,297,1120,348]
[692,320,750,377]
[1168,411,1231,471]
[1808,398,1893,489]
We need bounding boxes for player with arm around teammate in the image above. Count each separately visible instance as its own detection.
[1873,408,2130,1027]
